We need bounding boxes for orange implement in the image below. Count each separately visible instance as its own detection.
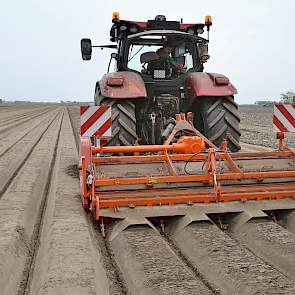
[92,136,205,155]
[80,134,295,222]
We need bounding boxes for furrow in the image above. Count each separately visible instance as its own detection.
[109,225,213,295]
[0,109,63,295]
[0,108,59,159]
[167,219,295,294]
[0,110,61,198]
[25,107,110,295]
[18,108,64,295]
[229,217,295,280]
[0,107,53,135]
[0,106,43,123]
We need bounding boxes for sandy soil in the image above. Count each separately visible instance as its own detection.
[0,103,295,295]
[239,105,295,148]
[111,225,212,295]
[0,106,107,295]
[26,109,109,295]
[170,221,295,294]
[230,219,295,280]
[0,107,63,294]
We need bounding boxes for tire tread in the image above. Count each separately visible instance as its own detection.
[193,96,241,152]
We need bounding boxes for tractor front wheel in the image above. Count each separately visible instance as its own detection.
[193,96,241,152]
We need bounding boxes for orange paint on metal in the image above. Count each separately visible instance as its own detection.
[164,151,177,176]
[223,153,242,173]
[81,156,89,211]
[92,136,205,154]
[95,170,295,187]
[97,184,295,208]
[81,133,295,220]
[92,150,294,164]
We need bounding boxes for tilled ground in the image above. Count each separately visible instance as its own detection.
[0,104,108,295]
[230,219,295,279]
[239,105,295,147]
[0,103,295,295]
[110,226,212,295]
[170,221,295,294]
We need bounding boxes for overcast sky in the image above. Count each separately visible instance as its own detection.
[1,0,295,104]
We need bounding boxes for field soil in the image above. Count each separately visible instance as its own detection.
[239,105,295,148]
[0,103,294,295]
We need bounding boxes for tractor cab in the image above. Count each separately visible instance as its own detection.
[125,30,206,80]
[111,14,211,81]
[80,13,240,152]
[81,14,211,80]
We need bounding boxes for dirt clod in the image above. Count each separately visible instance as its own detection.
[65,164,79,178]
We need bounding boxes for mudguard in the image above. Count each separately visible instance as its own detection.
[99,71,147,99]
[80,136,92,170]
[80,136,91,211]
[185,72,237,108]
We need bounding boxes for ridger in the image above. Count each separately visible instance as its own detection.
[79,13,295,236]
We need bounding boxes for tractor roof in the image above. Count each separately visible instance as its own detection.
[127,30,201,39]
[127,30,207,45]
[110,14,212,42]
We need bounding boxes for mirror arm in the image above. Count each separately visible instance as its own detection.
[107,57,112,73]
[107,53,118,73]
[92,45,117,49]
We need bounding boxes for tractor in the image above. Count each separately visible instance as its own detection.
[81,13,241,152]
[79,13,295,236]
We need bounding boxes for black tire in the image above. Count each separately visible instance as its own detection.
[94,83,101,106]
[193,96,241,152]
[100,98,137,146]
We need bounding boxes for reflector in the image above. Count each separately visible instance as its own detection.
[106,77,124,86]
[215,76,229,85]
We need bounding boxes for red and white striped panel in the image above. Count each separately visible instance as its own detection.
[80,105,112,137]
[273,104,295,132]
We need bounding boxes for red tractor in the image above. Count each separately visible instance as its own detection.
[81,13,240,152]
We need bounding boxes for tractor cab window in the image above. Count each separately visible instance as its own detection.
[128,45,162,72]
[184,52,193,69]
[126,34,199,79]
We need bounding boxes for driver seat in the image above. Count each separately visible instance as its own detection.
[140,52,171,79]
[140,51,159,64]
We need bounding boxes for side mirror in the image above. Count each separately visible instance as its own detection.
[81,38,92,60]
[198,43,210,63]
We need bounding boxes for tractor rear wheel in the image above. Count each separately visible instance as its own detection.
[100,98,138,146]
[193,96,241,152]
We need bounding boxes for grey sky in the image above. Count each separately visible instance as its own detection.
[1,0,294,103]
